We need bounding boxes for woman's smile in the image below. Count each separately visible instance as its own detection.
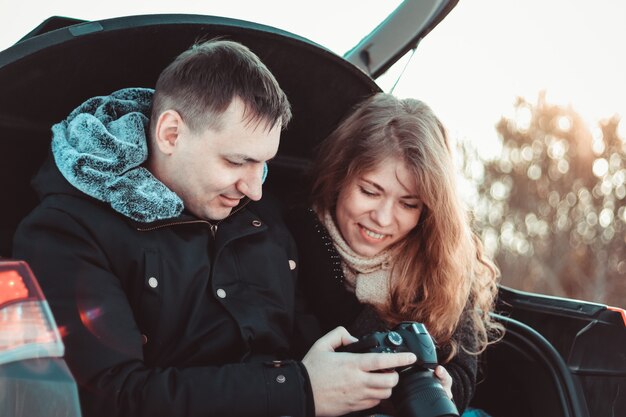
[358,224,388,241]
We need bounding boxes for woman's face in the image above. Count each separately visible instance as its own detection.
[335,157,423,257]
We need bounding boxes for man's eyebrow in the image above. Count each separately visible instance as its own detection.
[361,178,419,199]
[225,154,276,163]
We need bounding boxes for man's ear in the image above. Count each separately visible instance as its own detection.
[154,110,184,155]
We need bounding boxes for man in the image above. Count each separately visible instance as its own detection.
[13,39,415,417]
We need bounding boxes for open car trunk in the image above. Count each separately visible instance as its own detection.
[0,14,382,257]
[0,12,624,417]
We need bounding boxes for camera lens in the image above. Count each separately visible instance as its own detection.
[393,370,458,417]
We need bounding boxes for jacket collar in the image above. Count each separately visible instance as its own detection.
[132,198,269,251]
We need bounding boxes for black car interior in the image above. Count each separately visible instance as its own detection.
[2,15,620,417]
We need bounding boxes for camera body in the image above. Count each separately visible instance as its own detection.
[338,322,459,417]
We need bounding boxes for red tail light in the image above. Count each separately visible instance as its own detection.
[0,260,64,366]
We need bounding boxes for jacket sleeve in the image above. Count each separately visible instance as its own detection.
[440,311,478,414]
[13,205,311,417]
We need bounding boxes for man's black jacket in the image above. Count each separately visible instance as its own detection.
[13,156,314,417]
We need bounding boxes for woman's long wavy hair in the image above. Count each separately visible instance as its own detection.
[311,93,503,360]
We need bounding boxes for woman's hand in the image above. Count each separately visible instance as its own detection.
[434,365,453,400]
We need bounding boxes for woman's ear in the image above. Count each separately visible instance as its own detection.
[153,110,184,155]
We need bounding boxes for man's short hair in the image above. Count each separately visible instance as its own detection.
[150,39,291,136]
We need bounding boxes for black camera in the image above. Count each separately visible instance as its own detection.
[338,322,459,417]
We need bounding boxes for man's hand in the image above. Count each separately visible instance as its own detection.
[434,365,453,400]
[302,326,417,417]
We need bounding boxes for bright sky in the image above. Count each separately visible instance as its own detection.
[1,0,625,159]
[385,0,626,159]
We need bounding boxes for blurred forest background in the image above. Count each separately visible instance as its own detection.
[460,94,625,307]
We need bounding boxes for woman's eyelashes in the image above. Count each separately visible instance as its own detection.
[358,186,421,210]
[401,201,421,210]
[358,186,377,197]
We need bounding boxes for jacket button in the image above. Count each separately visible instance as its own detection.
[148,277,158,288]
[216,288,227,298]
[276,374,286,383]
[288,260,296,270]
[141,334,148,345]
[252,220,262,227]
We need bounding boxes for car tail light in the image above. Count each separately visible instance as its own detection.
[0,260,64,366]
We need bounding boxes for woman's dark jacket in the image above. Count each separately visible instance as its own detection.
[13,157,313,417]
[286,207,478,414]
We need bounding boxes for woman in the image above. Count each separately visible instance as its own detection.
[287,93,503,414]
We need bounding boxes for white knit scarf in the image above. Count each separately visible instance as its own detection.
[320,210,396,306]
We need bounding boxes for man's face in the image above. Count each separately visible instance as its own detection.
[162,98,281,221]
